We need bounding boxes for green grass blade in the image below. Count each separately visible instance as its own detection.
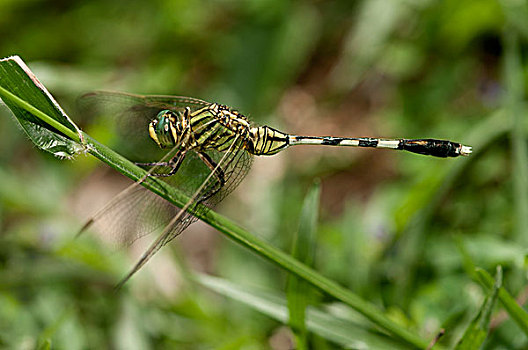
[457,237,528,336]
[503,31,528,247]
[287,181,320,349]
[196,273,412,350]
[455,266,502,349]
[0,55,428,348]
[475,267,528,336]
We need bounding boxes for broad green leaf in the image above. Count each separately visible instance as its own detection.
[455,266,502,349]
[0,55,83,158]
[196,273,411,350]
[287,181,320,349]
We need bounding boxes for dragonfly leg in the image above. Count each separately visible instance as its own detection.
[135,161,171,166]
[196,151,226,201]
[147,150,187,177]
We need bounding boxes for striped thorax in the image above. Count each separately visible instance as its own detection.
[147,103,292,156]
[187,103,251,152]
[149,103,257,153]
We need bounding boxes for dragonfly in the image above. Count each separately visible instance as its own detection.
[79,91,472,287]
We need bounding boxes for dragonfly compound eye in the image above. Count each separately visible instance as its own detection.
[148,110,179,148]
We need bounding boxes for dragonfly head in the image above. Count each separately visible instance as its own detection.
[149,110,183,148]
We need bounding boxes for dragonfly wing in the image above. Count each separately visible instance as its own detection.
[201,141,254,206]
[140,93,211,110]
[83,182,183,248]
[79,146,186,247]
[162,139,253,243]
[117,141,253,286]
[78,91,212,162]
[81,138,253,286]
[80,90,210,113]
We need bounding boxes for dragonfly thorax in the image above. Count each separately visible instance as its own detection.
[149,110,185,148]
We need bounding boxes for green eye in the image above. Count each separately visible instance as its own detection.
[149,110,178,148]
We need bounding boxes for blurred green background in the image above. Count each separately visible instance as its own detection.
[1,0,527,348]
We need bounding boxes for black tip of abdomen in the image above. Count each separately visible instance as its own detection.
[399,139,461,157]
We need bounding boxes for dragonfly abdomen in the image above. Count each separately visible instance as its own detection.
[247,126,290,156]
[288,135,471,157]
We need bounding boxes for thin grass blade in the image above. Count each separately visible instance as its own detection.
[475,267,528,336]
[287,181,320,349]
[455,266,502,349]
[196,273,411,350]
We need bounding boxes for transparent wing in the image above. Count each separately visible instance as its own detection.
[162,138,254,240]
[77,91,212,162]
[79,145,183,248]
[83,182,180,248]
[114,140,253,287]
[80,137,253,285]
[80,90,211,113]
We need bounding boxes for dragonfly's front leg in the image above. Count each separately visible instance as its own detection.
[196,151,225,201]
[138,149,187,177]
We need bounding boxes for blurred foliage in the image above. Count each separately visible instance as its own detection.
[1,0,528,349]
